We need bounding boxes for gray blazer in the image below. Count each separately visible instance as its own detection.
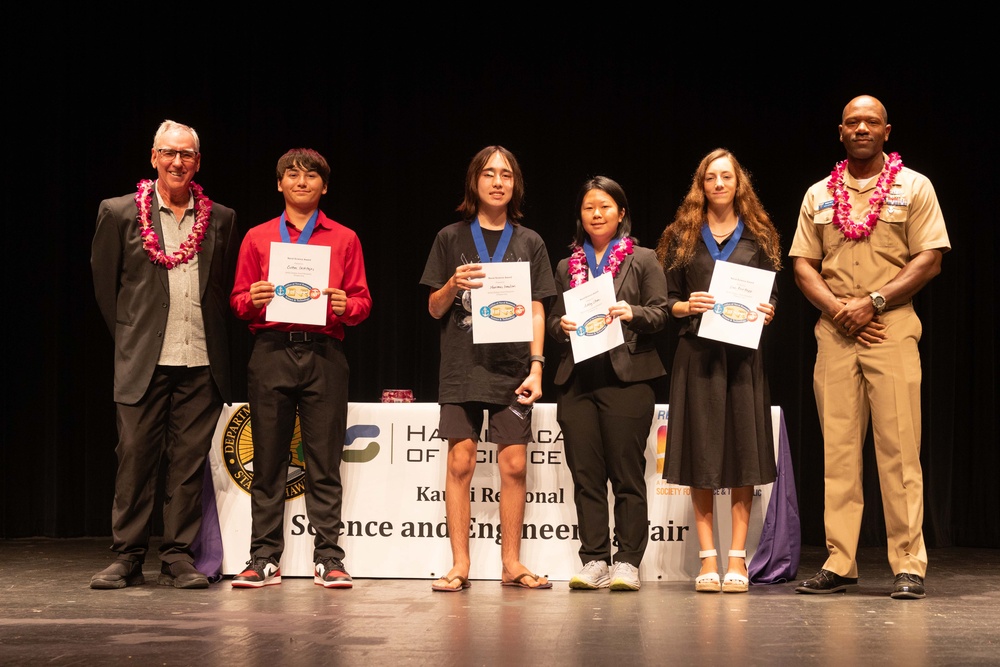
[547,245,669,386]
[91,191,237,405]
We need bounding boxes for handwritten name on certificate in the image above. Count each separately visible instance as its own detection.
[266,241,330,326]
[698,260,775,349]
[470,261,533,344]
[563,272,624,362]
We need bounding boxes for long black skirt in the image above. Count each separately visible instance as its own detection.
[663,334,777,489]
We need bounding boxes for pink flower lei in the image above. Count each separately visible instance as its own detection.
[827,152,903,240]
[568,236,634,288]
[134,179,213,269]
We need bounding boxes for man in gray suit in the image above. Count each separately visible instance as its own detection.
[90,120,237,589]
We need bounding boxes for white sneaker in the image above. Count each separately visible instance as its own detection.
[609,562,641,591]
[569,560,611,589]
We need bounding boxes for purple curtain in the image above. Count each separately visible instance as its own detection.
[191,465,224,583]
[749,411,801,584]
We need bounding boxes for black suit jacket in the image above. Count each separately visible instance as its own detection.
[91,190,237,405]
[547,245,669,386]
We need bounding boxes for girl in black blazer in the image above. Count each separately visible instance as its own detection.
[547,176,669,591]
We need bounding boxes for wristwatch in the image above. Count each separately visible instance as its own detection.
[869,291,887,315]
[529,355,546,368]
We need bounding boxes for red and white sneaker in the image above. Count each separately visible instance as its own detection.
[314,558,353,589]
[232,557,281,588]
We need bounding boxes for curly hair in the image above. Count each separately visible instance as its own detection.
[655,148,782,271]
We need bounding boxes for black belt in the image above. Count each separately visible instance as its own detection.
[258,330,340,347]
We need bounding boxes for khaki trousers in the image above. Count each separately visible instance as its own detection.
[812,304,927,578]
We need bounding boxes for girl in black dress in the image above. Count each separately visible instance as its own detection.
[656,149,782,593]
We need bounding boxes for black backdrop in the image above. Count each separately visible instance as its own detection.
[5,29,996,551]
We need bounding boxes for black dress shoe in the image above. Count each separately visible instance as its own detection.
[891,573,926,599]
[794,569,858,594]
[158,560,210,589]
[90,558,144,589]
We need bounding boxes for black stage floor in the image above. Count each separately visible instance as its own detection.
[1,537,998,666]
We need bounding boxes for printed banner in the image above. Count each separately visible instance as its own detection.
[208,403,787,581]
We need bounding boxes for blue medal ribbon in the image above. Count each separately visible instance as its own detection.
[700,218,745,262]
[471,218,513,263]
[279,210,319,244]
[583,238,621,278]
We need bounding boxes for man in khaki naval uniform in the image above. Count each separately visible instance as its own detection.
[789,95,950,599]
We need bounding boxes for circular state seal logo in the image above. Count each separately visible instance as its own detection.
[222,404,306,499]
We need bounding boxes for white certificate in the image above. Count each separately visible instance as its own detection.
[470,261,533,344]
[563,272,624,362]
[697,260,775,349]
[265,242,330,326]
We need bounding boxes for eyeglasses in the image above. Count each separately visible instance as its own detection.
[155,148,199,162]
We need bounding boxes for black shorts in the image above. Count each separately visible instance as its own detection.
[438,402,534,445]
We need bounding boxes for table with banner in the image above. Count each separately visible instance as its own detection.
[198,403,799,583]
